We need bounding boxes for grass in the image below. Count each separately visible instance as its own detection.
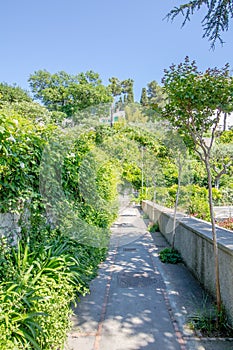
[188,307,233,338]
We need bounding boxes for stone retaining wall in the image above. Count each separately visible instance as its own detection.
[142,200,233,326]
[0,213,20,245]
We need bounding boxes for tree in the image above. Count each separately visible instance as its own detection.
[0,83,58,124]
[28,70,112,117]
[116,96,124,111]
[122,78,134,103]
[108,77,122,97]
[141,81,167,122]
[162,57,233,316]
[147,80,166,108]
[124,103,148,123]
[166,0,233,48]
[0,83,32,104]
[140,88,148,106]
[108,77,135,108]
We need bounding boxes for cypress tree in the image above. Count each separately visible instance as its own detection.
[140,88,148,106]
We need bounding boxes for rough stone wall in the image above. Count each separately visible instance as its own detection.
[0,213,21,245]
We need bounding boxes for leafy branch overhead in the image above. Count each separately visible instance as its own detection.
[166,0,233,48]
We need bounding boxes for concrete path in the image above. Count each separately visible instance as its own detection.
[66,205,233,350]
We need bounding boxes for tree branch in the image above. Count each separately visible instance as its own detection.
[166,0,233,48]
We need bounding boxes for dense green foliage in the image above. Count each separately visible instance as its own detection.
[28,70,113,117]
[159,247,182,264]
[109,77,134,106]
[1,63,233,348]
[0,80,121,348]
[161,57,233,218]
[162,57,233,136]
[0,235,106,349]
[148,221,159,233]
[0,114,56,213]
[0,83,31,103]
[140,87,148,106]
[0,120,120,348]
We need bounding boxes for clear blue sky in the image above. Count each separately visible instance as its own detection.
[1,0,233,101]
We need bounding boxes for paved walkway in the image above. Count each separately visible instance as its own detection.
[66,205,233,350]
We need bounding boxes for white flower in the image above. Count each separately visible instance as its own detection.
[7,135,16,143]
[20,162,25,169]
[68,153,76,158]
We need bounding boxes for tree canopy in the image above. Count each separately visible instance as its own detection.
[108,77,135,108]
[167,0,233,48]
[162,56,233,148]
[28,70,113,117]
[0,83,32,104]
[162,56,233,313]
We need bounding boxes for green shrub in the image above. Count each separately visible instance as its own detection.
[0,114,56,214]
[148,222,159,232]
[159,247,182,264]
[0,236,107,349]
[0,282,45,350]
[186,197,210,221]
[188,306,233,337]
[144,184,212,222]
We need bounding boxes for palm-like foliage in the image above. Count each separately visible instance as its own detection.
[0,236,105,349]
[0,283,44,349]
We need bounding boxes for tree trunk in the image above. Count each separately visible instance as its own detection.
[110,103,114,127]
[172,154,182,250]
[223,112,227,131]
[205,158,222,316]
[214,175,220,189]
[141,147,144,197]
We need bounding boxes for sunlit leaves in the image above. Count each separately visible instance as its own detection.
[0,114,56,213]
[162,57,233,145]
[28,70,113,117]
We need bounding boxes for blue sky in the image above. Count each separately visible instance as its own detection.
[1,0,233,101]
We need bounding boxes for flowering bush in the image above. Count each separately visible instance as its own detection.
[217,218,233,231]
